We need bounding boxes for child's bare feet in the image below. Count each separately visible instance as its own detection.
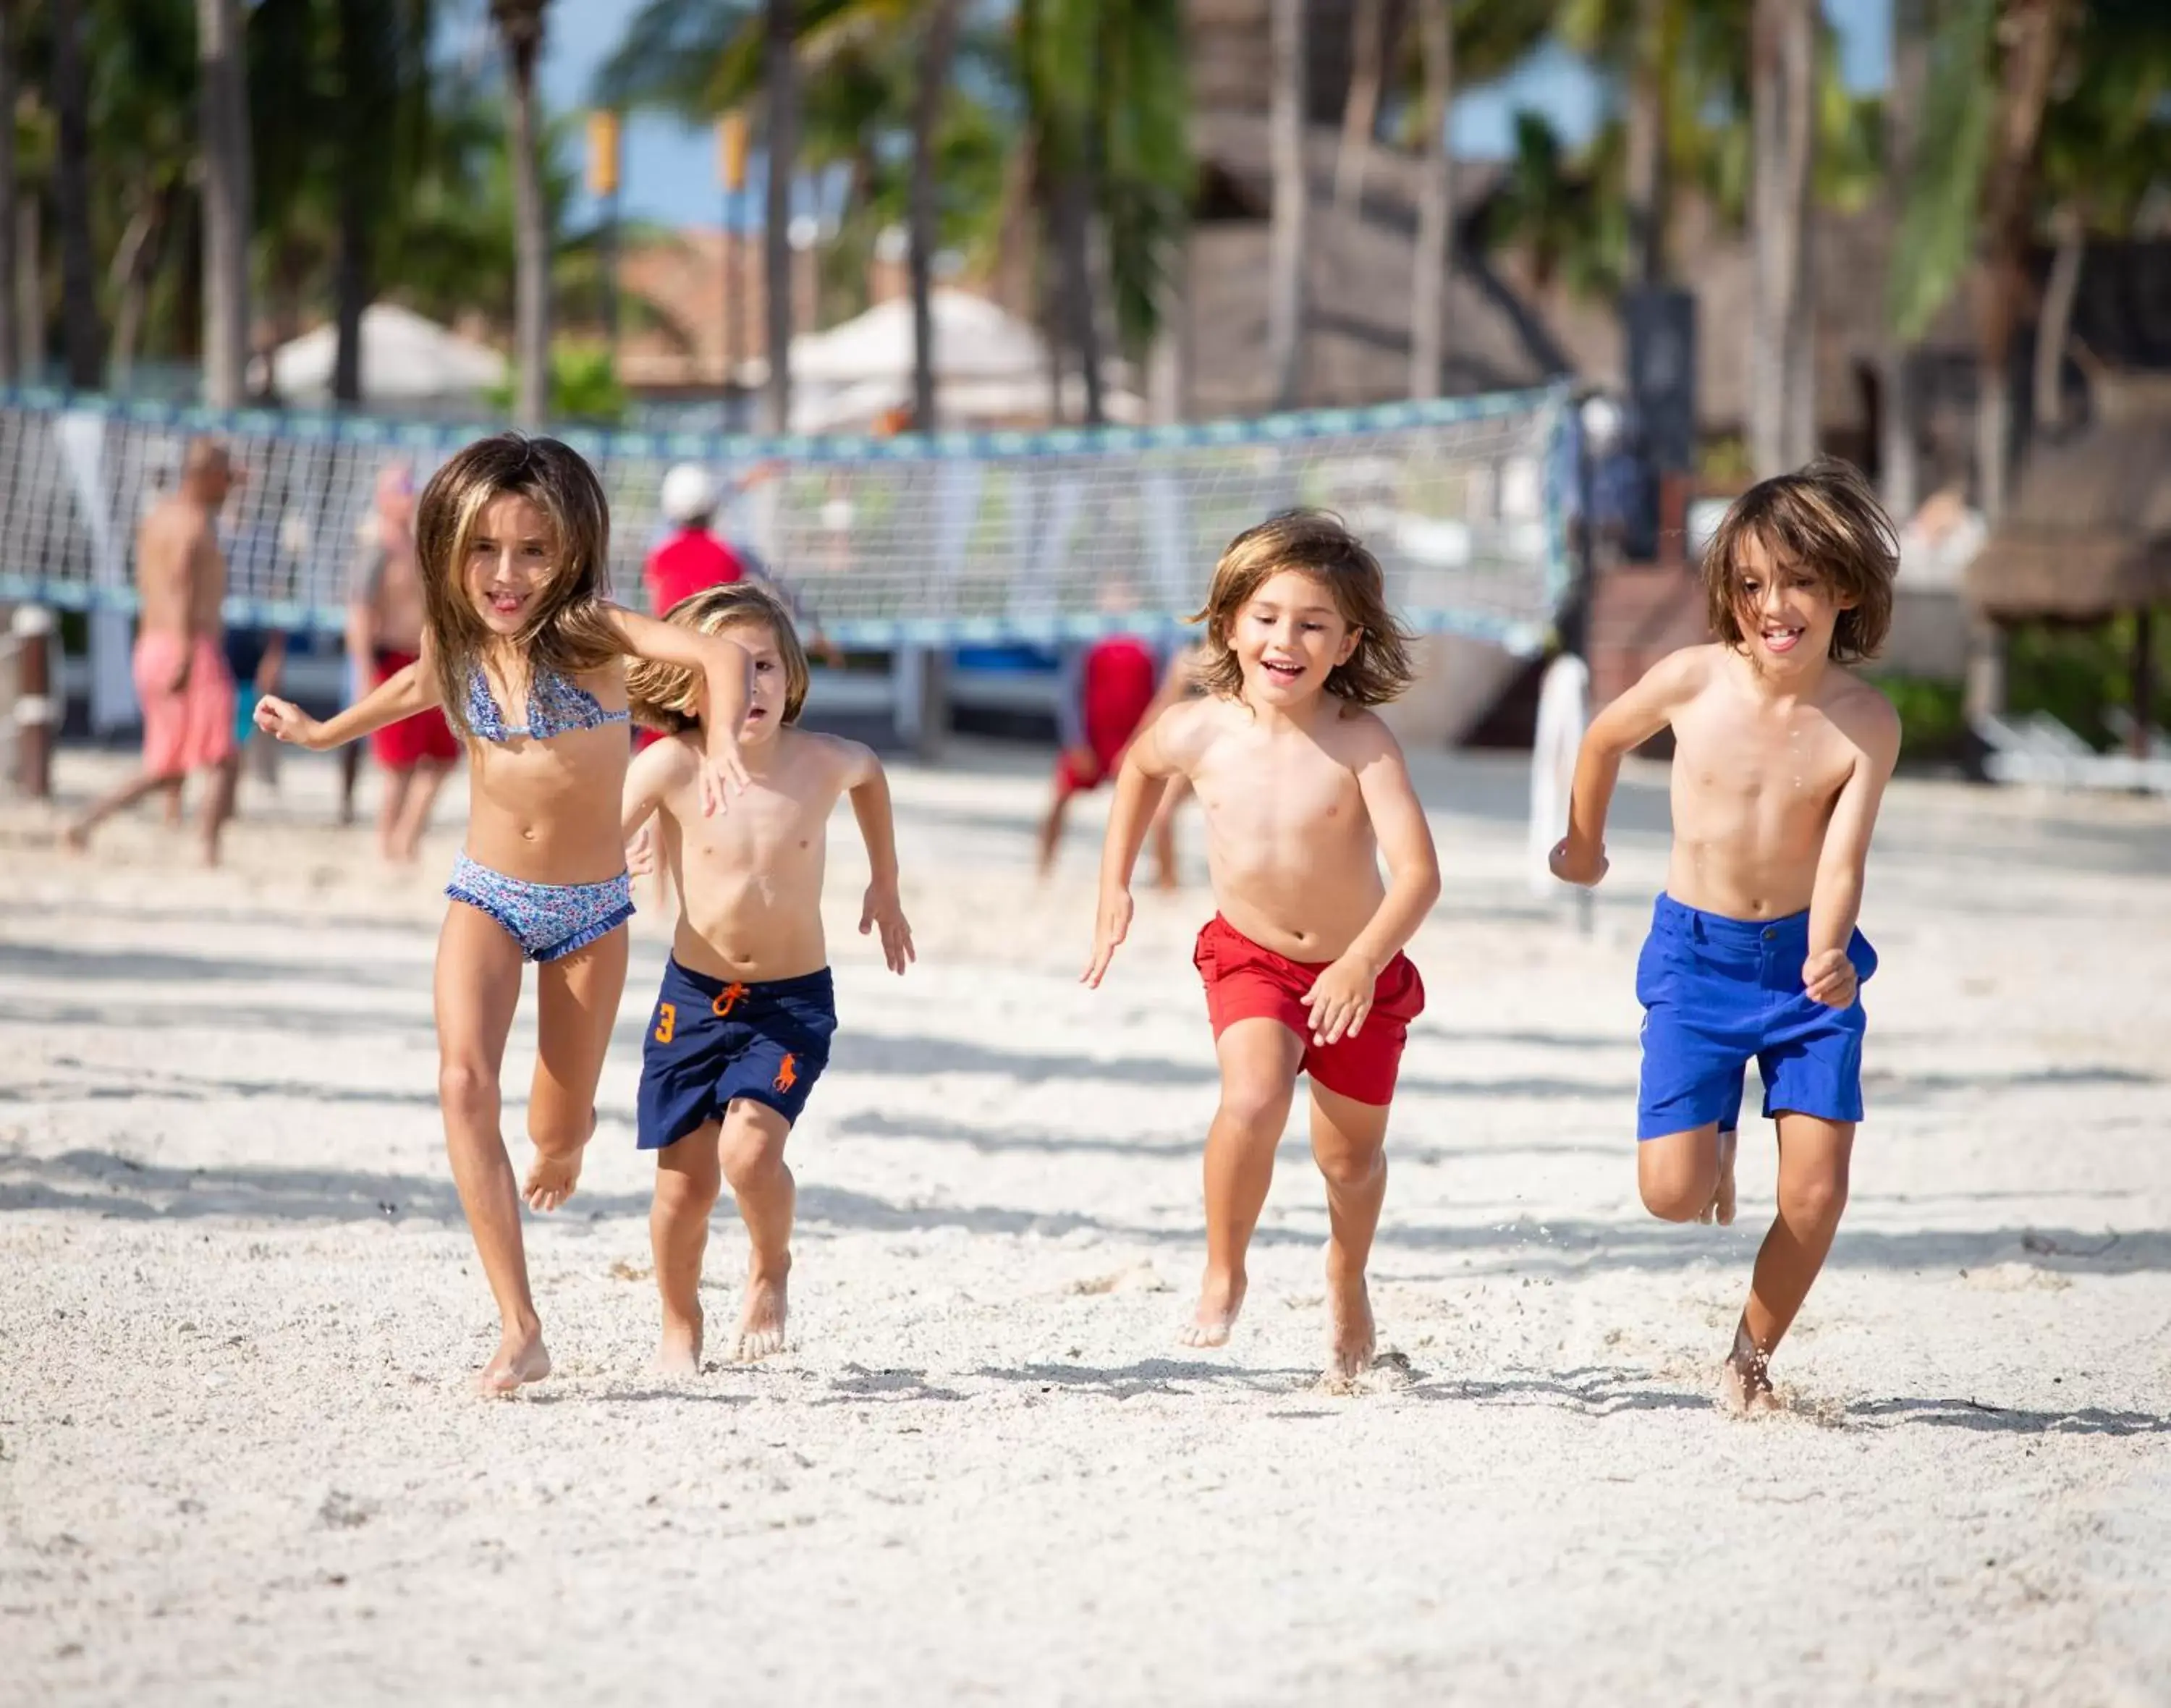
[523,1112,593,1212]
[657,1307,703,1376]
[1326,1267,1376,1381]
[731,1264,790,1362]
[476,1324,550,1396]
[1721,1323,1779,1415]
[1179,1269,1246,1348]
[1698,1128,1738,1226]
[60,823,89,855]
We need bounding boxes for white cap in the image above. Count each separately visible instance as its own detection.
[660,463,718,525]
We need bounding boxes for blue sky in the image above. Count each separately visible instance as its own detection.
[482,0,1895,228]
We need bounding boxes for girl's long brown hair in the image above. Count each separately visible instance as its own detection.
[415,434,621,738]
[1192,510,1415,707]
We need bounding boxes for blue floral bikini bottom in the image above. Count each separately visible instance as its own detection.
[446,852,634,963]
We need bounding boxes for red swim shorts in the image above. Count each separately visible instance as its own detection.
[133,632,236,777]
[1054,635,1161,797]
[1193,913,1426,1107]
[369,648,460,769]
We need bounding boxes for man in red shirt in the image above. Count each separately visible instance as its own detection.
[644,463,750,614]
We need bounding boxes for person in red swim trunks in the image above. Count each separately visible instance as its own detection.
[1036,627,1178,884]
[1081,511,1440,1382]
[347,460,457,863]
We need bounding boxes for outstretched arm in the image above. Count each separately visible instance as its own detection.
[1302,728,1443,1045]
[839,741,913,974]
[1550,647,1704,886]
[609,605,753,812]
[1081,707,1183,987]
[621,736,682,877]
[1803,698,1901,1006]
[255,649,443,751]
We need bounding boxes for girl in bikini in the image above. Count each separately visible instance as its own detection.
[253,434,753,1395]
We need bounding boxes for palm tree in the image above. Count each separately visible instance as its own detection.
[0,0,19,385]
[197,0,253,408]
[51,0,103,389]
[1889,0,2073,525]
[1878,0,1928,517]
[761,0,796,431]
[1408,0,1452,399]
[490,0,551,426]
[1264,0,1305,408]
[907,0,961,428]
[1333,0,1384,218]
[1748,0,1816,477]
[333,0,432,405]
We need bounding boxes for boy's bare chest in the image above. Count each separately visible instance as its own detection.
[1193,734,1363,841]
[1673,696,1853,810]
[676,781,833,863]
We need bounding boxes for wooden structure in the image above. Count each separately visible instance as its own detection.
[1965,379,2171,758]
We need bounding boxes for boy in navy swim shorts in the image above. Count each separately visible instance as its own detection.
[1550,458,1903,1413]
[623,583,914,1369]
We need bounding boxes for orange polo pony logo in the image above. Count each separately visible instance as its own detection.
[773,1053,799,1094]
[712,982,749,1018]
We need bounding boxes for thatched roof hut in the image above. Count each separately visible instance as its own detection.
[1965,379,2171,621]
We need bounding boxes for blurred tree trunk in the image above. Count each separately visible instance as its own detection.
[52,0,103,389]
[1748,0,1816,476]
[1408,0,1451,399]
[763,0,796,434]
[1623,0,1667,288]
[198,0,253,408]
[0,0,18,386]
[1333,0,1384,218]
[492,0,551,426]
[2033,199,2083,431]
[1971,0,2068,525]
[1265,0,1306,408]
[909,0,961,430]
[1878,0,1927,519]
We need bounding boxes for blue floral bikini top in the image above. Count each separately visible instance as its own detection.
[466,662,630,743]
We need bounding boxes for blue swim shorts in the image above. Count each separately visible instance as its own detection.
[1635,894,1876,1141]
[636,957,838,1149]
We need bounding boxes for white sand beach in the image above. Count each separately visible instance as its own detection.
[3,743,2168,1706]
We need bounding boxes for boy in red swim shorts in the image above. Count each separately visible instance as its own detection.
[1082,512,1440,1381]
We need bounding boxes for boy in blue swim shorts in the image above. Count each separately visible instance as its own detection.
[1550,457,1902,1413]
[623,583,914,1370]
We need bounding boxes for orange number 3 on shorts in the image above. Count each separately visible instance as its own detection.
[653,1002,677,1044]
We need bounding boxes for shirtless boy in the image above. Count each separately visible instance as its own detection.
[1083,511,1441,1381]
[68,439,243,866]
[1550,457,1902,1413]
[622,583,914,1369]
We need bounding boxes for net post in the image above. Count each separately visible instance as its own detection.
[9,602,55,799]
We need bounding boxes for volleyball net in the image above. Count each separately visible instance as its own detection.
[0,383,1573,651]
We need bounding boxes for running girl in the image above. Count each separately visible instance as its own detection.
[253,434,753,1395]
[621,583,913,1371]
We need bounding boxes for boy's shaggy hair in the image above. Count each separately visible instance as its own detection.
[627,580,808,732]
[1702,457,1898,664]
[1191,510,1415,706]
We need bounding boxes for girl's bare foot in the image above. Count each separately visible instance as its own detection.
[1326,1269,1376,1381]
[1179,1269,1246,1348]
[657,1308,703,1376]
[1698,1129,1739,1226]
[731,1267,789,1362]
[1721,1324,1780,1415]
[476,1324,550,1396]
